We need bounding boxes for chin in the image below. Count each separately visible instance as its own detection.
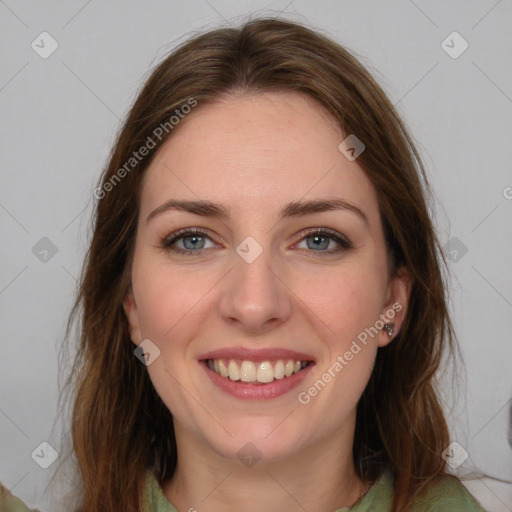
[204,419,307,465]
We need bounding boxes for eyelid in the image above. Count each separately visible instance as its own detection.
[160,227,218,251]
[159,226,352,255]
[293,227,352,246]
[291,228,353,257]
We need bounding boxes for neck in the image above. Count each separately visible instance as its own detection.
[162,422,367,512]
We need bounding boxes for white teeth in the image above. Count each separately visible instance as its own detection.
[257,361,274,383]
[240,361,256,382]
[228,360,240,381]
[274,360,285,379]
[218,359,228,377]
[207,358,310,384]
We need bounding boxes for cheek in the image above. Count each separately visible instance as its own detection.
[132,257,209,342]
[294,262,384,398]
[131,259,214,414]
[296,262,385,341]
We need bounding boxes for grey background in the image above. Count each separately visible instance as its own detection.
[1,1,511,510]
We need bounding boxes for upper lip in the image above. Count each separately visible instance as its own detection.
[198,347,316,363]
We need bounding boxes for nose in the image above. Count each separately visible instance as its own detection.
[217,241,293,334]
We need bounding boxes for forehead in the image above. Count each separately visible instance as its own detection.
[140,91,379,224]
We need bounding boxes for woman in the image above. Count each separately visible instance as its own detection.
[2,17,486,512]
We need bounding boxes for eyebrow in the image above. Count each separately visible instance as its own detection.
[146,198,369,226]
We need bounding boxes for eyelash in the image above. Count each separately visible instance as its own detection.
[159,227,353,257]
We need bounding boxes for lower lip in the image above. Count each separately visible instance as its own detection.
[201,361,314,400]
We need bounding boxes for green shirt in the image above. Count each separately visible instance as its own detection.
[143,471,488,512]
[1,471,487,511]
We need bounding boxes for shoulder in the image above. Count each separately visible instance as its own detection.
[0,482,41,512]
[143,472,178,512]
[347,472,487,512]
[410,474,488,512]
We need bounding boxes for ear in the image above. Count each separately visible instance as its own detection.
[378,266,412,348]
[123,287,142,346]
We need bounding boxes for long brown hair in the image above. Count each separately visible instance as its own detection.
[61,16,458,512]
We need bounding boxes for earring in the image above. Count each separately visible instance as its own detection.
[383,323,395,337]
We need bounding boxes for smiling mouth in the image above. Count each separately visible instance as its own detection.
[204,358,312,385]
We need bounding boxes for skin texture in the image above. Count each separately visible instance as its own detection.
[123,91,411,511]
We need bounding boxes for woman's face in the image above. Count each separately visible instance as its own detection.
[124,91,410,463]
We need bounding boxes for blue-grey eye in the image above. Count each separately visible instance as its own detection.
[296,229,351,252]
[181,234,206,250]
[162,228,215,253]
[305,234,331,250]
